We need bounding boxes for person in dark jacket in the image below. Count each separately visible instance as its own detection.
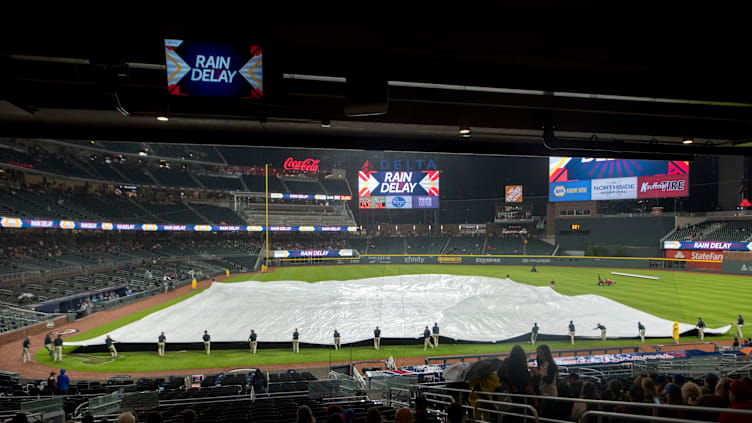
[500,345,535,423]
[530,323,539,345]
[22,336,31,363]
[568,321,575,345]
[333,329,340,351]
[696,317,706,340]
[534,344,558,417]
[202,331,211,355]
[431,322,440,347]
[53,335,64,362]
[57,369,69,394]
[423,326,433,350]
[46,372,56,393]
[292,328,300,353]
[44,333,54,358]
[373,326,381,350]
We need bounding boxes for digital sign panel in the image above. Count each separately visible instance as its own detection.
[164,39,262,98]
[549,157,689,202]
[358,170,439,209]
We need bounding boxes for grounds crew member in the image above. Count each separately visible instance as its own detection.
[249,330,258,354]
[292,328,300,353]
[22,336,31,363]
[638,322,646,342]
[697,318,706,340]
[158,332,166,356]
[530,323,539,345]
[672,321,680,344]
[105,335,117,357]
[54,334,64,362]
[432,322,440,347]
[191,278,197,289]
[44,333,54,358]
[203,330,211,355]
[333,329,341,350]
[594,323,607,341]
[373,326,381,350]
[737,314,744,338]
[568,321,576,345]
[423,326,433,350]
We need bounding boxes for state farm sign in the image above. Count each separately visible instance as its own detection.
[637,174,689,199]
[665,249,723,261]
[283,157,320,172]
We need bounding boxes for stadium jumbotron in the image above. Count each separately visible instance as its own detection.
[2,10,752,423]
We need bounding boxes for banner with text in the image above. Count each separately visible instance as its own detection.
[273,249,355,258]
[663,240,752,251]
[359,170,439,209]
[0,217,359,233]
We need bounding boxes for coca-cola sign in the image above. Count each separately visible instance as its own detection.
[284,157,320,172]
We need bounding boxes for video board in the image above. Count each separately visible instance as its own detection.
[549,157,689,202]
[164,39,263,98]
[358,170,439,209]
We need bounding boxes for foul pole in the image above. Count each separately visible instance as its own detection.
[265,164,269,266]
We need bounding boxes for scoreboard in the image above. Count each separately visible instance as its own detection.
[358,170,439,209]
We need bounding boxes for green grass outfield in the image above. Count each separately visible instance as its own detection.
[44,264,750,373]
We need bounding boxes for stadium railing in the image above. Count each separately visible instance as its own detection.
[425,346,647,365]
[410,384,752,423]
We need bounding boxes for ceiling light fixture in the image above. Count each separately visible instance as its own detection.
[458,127,471,137]
[321,120,331,128]
[156,115,169,122]
[682,138,693,144]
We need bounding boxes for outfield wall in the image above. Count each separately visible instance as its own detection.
[278,254,722,272]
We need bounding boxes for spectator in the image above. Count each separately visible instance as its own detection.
[719,380,752,423]
[46,372,56,393]
[716,377,733,406]
[146,411,162,423]
[182,409,196,423]
[446,402,465,423]
[702,373,719,395]
[327,405,354,423]
[681,381,702,405]
[533,344,558,417]
[82,414,95,423]
[296,405,315,423]
[57,369,69,395]
[659,383,685,419]
[566,373,582,398]
[571,381,599,420]
[413,396,438,423]
[393,408,413,423]
[117,412,137,423]
[365,407,383,423]
[641,377,659,404]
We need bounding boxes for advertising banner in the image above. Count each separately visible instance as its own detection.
[549,180,591,202]
[637,174,689,199]
[664,250,723,261]
[548,157,689,202]
[663,240,752,251]
[505,185,523,203]
[164,39,263,98]
[590,177,637,200]
[359,170,439,209]
[273,249,354,258]
[0,217,359,233]
[270,193,352,200]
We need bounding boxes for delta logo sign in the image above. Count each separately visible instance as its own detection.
[164,39,262,99]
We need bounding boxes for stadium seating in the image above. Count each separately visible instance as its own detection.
[405,236,447,254]
[0,304,53,332]
[367,237,405,254]
[669,220,752,242]
[241,175,288,193]
[320,178,351,195]
[189,203,246,225]
[485,236,555,255]
[241,203,356,226]
[282,179,326,195]
[195,175,245,191]
[150,168,200,188]
[136,202,205,224]
[444,236,484,255]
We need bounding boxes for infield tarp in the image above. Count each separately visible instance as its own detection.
[68,274,730,346]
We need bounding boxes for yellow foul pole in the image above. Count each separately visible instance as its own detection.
[265,164,269,266]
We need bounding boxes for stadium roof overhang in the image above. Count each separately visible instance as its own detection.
[2,6,751,160]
